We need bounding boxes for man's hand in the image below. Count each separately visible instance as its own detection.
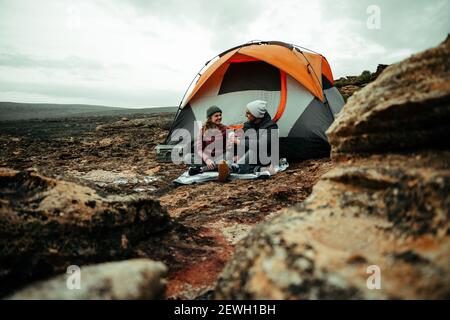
[205,159,215,170]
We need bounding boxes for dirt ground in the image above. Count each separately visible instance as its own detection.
[0,113,334,299]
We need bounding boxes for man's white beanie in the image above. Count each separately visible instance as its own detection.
[246,100,267,118]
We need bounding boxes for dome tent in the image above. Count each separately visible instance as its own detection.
[165,40,345,160]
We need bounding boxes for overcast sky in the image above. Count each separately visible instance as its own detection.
[0,0,448,107]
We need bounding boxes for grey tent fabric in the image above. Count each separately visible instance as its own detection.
[276,74,314,136]
[167,104,196,145]
[281,98,334,159]
[165,42,345,160]
[288,98,334,141]
[189,90,281,126]
[324,87,345,116]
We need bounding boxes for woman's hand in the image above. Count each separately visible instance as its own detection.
[205,159,215,170]
[226,137,235,150]
[230,135,240,146]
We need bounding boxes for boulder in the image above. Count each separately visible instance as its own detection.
[339,85,361,97]
[216,153,450,299]
[0,168,170,297]
[371,64,389,81]
[328,36,450,157]
[215,38,450,300]
[7,259,167,300]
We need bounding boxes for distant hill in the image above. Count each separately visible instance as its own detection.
[334,64,389,101]
[0,102,178,121]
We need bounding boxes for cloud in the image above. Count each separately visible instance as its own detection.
[0,0,448,107]
[320,0,450,52]
[118,0,264,51]
[0,53,104,70]
[0,79,179,107]
[316,0,450,77]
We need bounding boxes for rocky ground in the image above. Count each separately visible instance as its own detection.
[0,111,332,299]
[1,37,448,300]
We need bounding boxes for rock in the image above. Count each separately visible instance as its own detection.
[215,38,450,300]
[79,169,135,184]
[339,85,361,97]
[145,166,161,175]
[7,259,167,300]
[68,169,160,190]
[215,153,450,299]
[158,133,167,140]
[328,37,450,157]
[98,137,124,147]
[96,118,154,132]
[335,65,388,102]
[0,168,170,297]
[371,64,389,81]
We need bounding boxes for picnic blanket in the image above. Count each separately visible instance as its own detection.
[173,159,289,185]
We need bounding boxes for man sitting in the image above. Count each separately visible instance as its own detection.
[218,100,279,182]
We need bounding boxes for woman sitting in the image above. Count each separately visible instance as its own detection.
[188,105,228,176]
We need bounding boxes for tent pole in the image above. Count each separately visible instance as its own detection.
[165,41,330,144]
[164,56,219,144]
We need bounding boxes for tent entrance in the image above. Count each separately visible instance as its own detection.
[219,60,287,128]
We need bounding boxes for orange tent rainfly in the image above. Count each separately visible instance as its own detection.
[166,40,345,159]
